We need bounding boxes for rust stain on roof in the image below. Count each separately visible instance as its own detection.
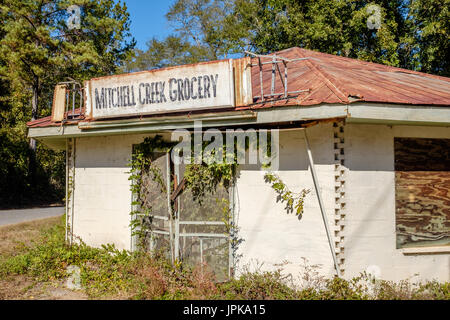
[27,108,84,128]
[244,47,450,110]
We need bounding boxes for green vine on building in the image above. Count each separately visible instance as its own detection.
[128,134,309,263]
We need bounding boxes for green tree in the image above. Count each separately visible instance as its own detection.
[128,0,448,76]
[123,36,210,72]
[0,0,134,128]
[123,0,238,71]
[406,0,449,76]
[0,0,135,206]
[229,0,448,75]
[228,0,408,66]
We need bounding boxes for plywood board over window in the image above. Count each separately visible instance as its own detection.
[394,138,450,249]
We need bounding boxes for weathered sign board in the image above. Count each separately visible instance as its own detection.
[86,60,236,119]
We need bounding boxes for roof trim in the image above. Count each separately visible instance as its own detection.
[28,103,450,143]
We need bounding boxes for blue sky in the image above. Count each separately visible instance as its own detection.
[123,0,176,50]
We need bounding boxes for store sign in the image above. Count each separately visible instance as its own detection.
[87,60,235,119]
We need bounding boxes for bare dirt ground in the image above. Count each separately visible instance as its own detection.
[0,276,88,300]
[0,217,88,300]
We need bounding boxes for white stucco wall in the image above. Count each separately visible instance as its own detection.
[235,123,337,279]
[344,124,450,282]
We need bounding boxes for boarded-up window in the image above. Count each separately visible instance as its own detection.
[395,138,450,249]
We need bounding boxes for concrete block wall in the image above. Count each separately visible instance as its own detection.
[235,123,337,279]
[344,124,450,282]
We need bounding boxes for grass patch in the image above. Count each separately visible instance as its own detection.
[0,215,448,300]
[0,216,61,257]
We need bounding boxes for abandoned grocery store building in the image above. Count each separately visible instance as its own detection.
[27,47,450,282]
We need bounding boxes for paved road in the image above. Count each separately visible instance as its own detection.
[0,207,65,226]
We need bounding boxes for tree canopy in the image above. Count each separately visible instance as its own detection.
[0,0,135,207]
[0,0,135,121]
[125,0,449,77]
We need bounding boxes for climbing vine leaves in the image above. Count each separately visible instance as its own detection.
[128,135,237,253]
[129,134,309,256]
[129,135,176,249]
[264,172,310,217]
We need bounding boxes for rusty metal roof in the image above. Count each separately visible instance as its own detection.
[27,108,84,128]
[27,116,54,128]
[27,47,450,128]
[243,47,450,110]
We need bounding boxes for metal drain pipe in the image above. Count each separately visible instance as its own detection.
[302,128,341,278]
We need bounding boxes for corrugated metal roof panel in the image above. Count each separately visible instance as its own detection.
[248,47,450,109]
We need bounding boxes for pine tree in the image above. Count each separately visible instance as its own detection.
[0,0,135,205]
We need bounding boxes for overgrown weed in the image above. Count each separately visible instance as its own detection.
[1,216,448,300]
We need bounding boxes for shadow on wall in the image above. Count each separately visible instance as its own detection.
[234,125,337,277]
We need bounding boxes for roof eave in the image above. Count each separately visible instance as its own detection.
[28,102,450,151]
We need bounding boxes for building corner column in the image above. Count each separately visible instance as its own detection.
[333,121,346,275]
